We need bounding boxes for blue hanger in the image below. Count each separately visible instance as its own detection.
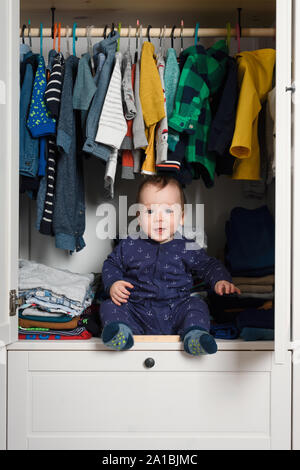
[40,23,43,56]
[73,23,77,56]
[194,22,199,46]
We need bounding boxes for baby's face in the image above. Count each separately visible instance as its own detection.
[138,183,184,243]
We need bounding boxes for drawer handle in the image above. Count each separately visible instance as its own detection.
[144,357,155,368]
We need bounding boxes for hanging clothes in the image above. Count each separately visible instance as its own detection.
[121,49,136,121]
[207,56,238,177]
[168,40,229,187]
[19,52,39,180]
[230,49,276,180]
[139,42,165,175]
[83,32,120,162]
[132,59,148,150]
[72,52,97,130]
[53,55,86,253]
[121,63,136,180]
[27,55,56,138]
[155,51,168,165]
[164,48,180,119]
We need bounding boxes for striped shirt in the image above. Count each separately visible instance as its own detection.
[95,51,127,149]
[45,53,64,119]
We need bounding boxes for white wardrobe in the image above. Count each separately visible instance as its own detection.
[0,0,299,450]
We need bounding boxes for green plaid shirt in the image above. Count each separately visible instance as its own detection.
[168,40,229,186]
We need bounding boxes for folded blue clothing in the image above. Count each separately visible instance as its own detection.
[225,205,275,275]
[210,322,239,340]
[236,307,274,330]
[240,327,274,341]
[19,312,73,323]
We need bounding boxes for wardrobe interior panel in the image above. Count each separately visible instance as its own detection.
[19,1,276,274]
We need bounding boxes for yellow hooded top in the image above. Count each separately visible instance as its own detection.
[139,42,166,174]
[230,49,276,180]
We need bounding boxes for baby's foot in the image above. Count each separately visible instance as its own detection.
[101,322,134,351]
[183,328,218,356]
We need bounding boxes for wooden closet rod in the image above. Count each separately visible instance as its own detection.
[19,27,275,38]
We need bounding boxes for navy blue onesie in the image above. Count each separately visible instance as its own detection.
[100,231,233,337]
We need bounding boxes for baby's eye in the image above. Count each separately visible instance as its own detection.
[165,208,174,214]
[147,209,153,214]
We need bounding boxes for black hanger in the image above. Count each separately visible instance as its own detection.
[51,7,55,40]
[103,24,108,39]
[21,24,26,44]
[237,7,242,38]
[147,25,152,43]
[171,25,176,49]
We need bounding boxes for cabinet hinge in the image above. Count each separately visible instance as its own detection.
[9,289,22,317]
[286,83,296,93]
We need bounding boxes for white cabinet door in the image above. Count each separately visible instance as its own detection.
[0,0,19,346]
[292,0,300,450]
[7,349,291,450]
[275,0,292,364]
[0,0,19,451]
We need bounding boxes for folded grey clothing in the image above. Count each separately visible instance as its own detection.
[20,307,67,317]
[19,259,94,304]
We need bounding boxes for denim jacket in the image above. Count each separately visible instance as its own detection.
[19,52,39,177]
[82,32,119,162]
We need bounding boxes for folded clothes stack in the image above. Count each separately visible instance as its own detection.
[18,259,99,340]
[225,205,275,278]
[232,274,274,298]
[208,290,274,341]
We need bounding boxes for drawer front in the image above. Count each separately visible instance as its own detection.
[8,350,291,450]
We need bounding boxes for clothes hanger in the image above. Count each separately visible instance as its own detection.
[194,22,199,46]
[235,22,241,53]
[171,25,176,50]
[117,22,121,51]
[51,7,55,40]
[147,25,152,43]
[57,22,61,53]
[127,25,131,52]
[21,24,26,45]
[73,23,77,56]
[111,22,115,37]
[53,23,57,51]
[87,25,95,74]
[40,23,43,57]
[226,22,231,50]
[180,19,184,53]
[28,19,32,48]
[134,20,139,63]
[103,24,108,39]
[65,25,71,58]
[236,8,242,53]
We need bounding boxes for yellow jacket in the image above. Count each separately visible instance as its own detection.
[230,49,276,180]
[139,42,165,174]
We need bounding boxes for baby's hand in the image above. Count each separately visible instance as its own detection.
[110,280,134,306]
[214,280,241,296]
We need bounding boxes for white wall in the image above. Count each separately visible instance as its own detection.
[19,31,275,274]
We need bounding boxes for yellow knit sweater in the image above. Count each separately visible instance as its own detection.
[139,42,165,174]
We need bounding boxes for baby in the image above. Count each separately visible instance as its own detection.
[100,175,240,355]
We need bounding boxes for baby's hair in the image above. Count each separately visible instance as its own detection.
[136,175,186,210]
